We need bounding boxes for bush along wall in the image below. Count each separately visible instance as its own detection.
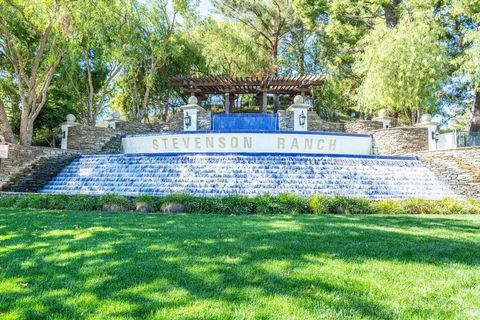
[0,194,479,215]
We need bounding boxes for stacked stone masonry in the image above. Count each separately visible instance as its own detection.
[345,120,383,133]
[278,111,345,132]
[67,112,212,153]
[372,127,429,155]
[0,145,78,191]
[416,147,480,198]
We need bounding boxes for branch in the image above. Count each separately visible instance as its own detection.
[31,61,59,120]
[28,24,53,102]
[96,63,122,112]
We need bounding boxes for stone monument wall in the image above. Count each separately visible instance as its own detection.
[372,127,429,155]
[345,120,384,133]
[416,147,480,198]
[0,145,78,191]
[278,111,344,132]
[66,112,212,154]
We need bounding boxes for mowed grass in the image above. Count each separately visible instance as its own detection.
[0,209,479,320]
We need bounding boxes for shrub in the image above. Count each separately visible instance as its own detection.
[277,193,310,214]
[455,198,480,215]
[252,195,283,214]
[14,194,50,209]
[135,195,159,212]
[372,199,405,215]
[65,195,101,211]
[0,193,478,215]
[436,198,465,215]
[217,195,254,215]
[400,198,439,215]
[0,195,19,208]
[307,195,331,214]
[308,195,373,214]
[99,195,133,211]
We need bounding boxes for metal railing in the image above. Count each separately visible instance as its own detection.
[456,132,480,148]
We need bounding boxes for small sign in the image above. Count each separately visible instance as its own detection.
[0,143,9,159]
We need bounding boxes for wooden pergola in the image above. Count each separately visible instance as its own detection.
[170,75,325,113]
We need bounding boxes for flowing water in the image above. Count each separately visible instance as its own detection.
[40,153,455,199]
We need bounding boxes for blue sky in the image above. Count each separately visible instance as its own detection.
[198,0,214,16]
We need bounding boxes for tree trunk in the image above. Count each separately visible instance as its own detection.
[469,90,480,132]
[385,0,402,28]
[19,115,34,146]
[0,100,16,144]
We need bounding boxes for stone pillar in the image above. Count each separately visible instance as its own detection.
[372,109,393,129]
[60,114,79,150]
[180,96,206,131]
[287,95,310,131]
[414,113,439,151]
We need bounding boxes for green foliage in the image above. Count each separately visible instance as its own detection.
[308,195,373,214]
[371,199,404,215]
[14,194,69,210]
[65,195,101,211]
[2,194,478,215]
[400,198,439,215]
[98,194,133,211]
[0,196,18,208]
[190,18,268,77]
[354,17,448,123]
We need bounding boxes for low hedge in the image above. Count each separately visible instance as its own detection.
[0,193,479,215]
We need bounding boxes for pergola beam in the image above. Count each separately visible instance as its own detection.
[170,75,325,112]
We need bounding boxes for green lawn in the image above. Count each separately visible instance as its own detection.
[0,209,479,319]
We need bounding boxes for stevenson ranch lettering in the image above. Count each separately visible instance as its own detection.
[152,136,337,151]
[123,132,372,155]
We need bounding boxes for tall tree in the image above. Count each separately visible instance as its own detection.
[0,0,73,145]
[212,0,295,74]
[190,18,269,77]
[354,17,448,124]
[67,0,127,125]
[120,0,193,122]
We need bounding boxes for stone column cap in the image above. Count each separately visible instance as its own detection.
[372,116,393,122]
[61,121,80,127]
[180,104,206,113]
[287,104,310,112]
[414,121,438,128]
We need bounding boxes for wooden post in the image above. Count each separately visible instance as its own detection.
[225,92,230,114]
[229,93,236,112]
[262,91,268,113]
[273,93,279,113]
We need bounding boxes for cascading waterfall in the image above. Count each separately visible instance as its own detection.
[40,153,455,199]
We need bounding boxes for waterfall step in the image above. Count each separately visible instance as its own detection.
[40,153,455,199]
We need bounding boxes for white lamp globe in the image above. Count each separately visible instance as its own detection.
[293,95,304,105]
[66,114,76,123]
[112,111,121,121]
[420,113,432,123]
[188,96,198,105]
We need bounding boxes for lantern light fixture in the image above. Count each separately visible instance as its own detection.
[299,111,306,127]
[184,111,192,128]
